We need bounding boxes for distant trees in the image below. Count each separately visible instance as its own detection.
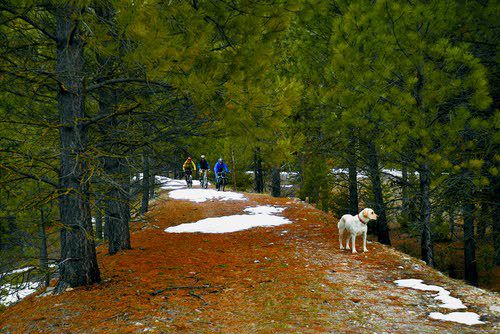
[287,0,497,287]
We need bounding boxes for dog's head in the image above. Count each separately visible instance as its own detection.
[361,208,378,220]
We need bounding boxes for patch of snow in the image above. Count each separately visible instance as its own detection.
[0,282,39,306]
[429,312,484,326]
[490,305,500,313]
[165,214,291,234]
[244,205,285,215]
[394,279,465,309]
[168,188,246,203]
[2,266,35,276]
[154,176,208,190]
[395,278,485,326]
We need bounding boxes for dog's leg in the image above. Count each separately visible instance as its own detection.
[339,228,344,250]
[363,231,368,252]
[345,233,350,250]
[351,234,357,253]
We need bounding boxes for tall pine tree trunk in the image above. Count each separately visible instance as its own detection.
[39,207,50,287]
[401,161,412,231]
[492,176,500,265]
[104,156,131,255]
[254,147,264,193]
[141,150,150,214]
[95,211,103,240]
[419,164,434,267]
[367,142,390,245]
[97,85,131,254]
[149,156,155,199]
[271,165,281,197]
[56,3,100,291]
[347,132,359,215]
[463,200,478,286]
[231,148,237,190]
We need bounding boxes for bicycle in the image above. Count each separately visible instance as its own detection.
[199,169,208,189]
[184,169,193,188]
[216,171,227,191]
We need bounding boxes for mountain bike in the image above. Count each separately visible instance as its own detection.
[200,169,208,189]
[216,171,227,191]
[184,169,193,188]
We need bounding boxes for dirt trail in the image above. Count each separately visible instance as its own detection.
[0,191,498,333]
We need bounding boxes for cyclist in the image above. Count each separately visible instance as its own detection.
[198,155,210,188]
[213,158,229,190]
[182,157,196,187]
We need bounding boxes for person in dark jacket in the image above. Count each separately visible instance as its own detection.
[198,155,210,188]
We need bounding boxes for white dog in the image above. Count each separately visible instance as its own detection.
[338,208,378,253]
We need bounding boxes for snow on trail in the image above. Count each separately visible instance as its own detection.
[168,188,246,203]
[395,279,484,325]
[165,205,290,233]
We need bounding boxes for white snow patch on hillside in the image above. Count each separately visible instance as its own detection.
[395,278,483,325]
[2,266,35,277]
[394,279,465,309]
[165,205,290,233]
[429,312,484,326]
[0,282,39,306]
[168,188,246,203]
[244,205,285,215]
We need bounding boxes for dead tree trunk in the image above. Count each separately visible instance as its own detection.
[56,3,100,291]
[367,142,390,245]
[419,164,434,267]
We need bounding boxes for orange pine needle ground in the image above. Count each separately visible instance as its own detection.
[0,192,498,333]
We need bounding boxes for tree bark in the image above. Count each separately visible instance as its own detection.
[271,165,281,197]
[39,207,50,287]
[491,175,500,265]
[463,201,478,286]
[95,208,103,240]
[401,162,411,227]
[231,148,237,190]
[347,132,359,215]
[141,151,150,214]
[419,164,434,267]
[254,147,264,193]
[367,142,390,245]
[56,3,100,291]
[104,156,131,255]
[149,156,155,199]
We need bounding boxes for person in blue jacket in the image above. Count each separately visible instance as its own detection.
[213,158,229,189]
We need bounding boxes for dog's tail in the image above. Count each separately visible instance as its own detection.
[338,215,346,230]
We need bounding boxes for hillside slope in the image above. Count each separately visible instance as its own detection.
[1,190,499,333]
